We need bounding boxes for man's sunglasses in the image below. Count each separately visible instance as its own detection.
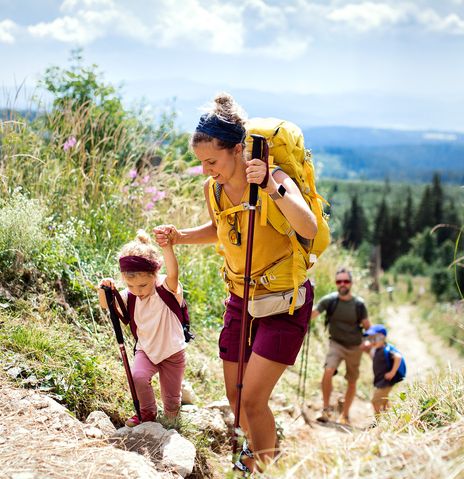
[336,279,351,285]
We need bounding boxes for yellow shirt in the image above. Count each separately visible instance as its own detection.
[217,184,296,297]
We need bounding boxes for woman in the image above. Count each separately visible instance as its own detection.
[155,93,317,473]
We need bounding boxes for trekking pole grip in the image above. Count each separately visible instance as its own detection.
[250,134,265,206]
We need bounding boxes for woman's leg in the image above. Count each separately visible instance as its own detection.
[132,350,159,421]
[158,349,186,418]
[241,352,287,469]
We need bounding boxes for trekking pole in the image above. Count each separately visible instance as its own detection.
[232,134,267,456]
[102,286,142,423]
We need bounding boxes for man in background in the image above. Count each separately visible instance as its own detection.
[311,267,371,425]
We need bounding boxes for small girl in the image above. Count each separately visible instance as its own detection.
[98,228,186,426]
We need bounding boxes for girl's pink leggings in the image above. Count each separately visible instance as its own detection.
[131,349,185,420]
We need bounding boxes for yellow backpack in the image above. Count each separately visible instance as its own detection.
[209,117,330,313]
[245,117,330,261]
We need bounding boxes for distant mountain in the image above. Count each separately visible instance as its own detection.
[304,126,464,184]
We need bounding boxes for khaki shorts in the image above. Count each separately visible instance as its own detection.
[324,339,363,382]
[372,386,393,411]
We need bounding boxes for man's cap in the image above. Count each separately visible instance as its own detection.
[364,324,387,336]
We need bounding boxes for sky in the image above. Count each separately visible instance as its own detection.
[1,0,463,132]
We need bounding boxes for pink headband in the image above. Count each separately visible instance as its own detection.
[119,255,161,273]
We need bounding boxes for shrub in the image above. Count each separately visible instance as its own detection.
[391,254,427,276]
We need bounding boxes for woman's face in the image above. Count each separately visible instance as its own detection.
[193,141,242,184]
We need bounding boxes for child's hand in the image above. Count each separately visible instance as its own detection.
[360,340,372,352]
[99,278,115,289]
[153,225,177,247]
[384,371,395,381]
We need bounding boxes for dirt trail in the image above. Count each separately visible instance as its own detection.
[282,303,464,454]
[387,304,464,376]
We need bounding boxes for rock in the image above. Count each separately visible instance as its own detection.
[84,425,104,439]
[7,366,23,379]
[204,399,231,414]
[181,380,197,405]
[85,410,117,436]
[186,408,229,444]
[161,431,196,477]
[112,422,196,478]
[180,404,198,414]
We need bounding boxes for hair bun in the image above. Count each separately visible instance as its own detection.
[136,229,151,244]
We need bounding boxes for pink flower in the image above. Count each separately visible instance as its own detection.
[145,202,154,211]
[145,186,157,194]
[142,175,150,184]
[63,136,77,151]
[128,169,137,179]
[152,190,166,202]
[186,165,203,176]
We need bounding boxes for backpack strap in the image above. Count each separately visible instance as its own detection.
[325,295,365,328]
[156,285,194,343]
[325,296,339,328]
[383,343,393,370]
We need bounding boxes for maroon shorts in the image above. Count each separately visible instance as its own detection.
[218,281,313,366]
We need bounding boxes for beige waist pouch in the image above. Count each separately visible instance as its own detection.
[248,285,306,318]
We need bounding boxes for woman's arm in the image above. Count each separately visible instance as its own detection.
[246,159,318,239]
[154,180,218,246]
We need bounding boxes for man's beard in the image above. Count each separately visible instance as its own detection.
[338,286,350,296]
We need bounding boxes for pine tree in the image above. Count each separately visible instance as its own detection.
[401,187,415,254]
[342,194,368,249]
[373,198,394,269]
[415,185,434,232]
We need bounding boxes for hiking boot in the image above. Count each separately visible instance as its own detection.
[125,415,141,427]
[317,407,333,423]
[338,414,350,425]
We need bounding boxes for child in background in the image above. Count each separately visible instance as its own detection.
[98,228,186,426]
[363,324,406,417]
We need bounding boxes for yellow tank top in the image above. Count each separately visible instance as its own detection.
[217,184,302,298]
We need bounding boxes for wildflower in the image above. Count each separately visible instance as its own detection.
[145,186,157,194]
[145,202,154,211]
[63,136,77,151]
[186,165,203,176]
[129,169,138,179]
[142,175,150,184]
[152,190,166,202]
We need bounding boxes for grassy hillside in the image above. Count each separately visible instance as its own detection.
[1,58,463,478]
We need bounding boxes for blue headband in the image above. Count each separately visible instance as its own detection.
[195,113,246,144]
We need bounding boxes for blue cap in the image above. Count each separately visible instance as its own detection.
[364,324,387,336]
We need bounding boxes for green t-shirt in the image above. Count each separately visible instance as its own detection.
[316,292,368,346]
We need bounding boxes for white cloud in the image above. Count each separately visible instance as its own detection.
[151,1,244,54]
[419,10,464,35]
[0,19,17,44]
[327,2,407,32]
[28,16,105,44]
[23,0,311,58]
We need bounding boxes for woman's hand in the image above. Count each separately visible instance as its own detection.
[99,278,115,289]
[153,225,179,247]
[245,158,268,186]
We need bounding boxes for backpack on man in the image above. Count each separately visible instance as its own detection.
[209,117,331,314]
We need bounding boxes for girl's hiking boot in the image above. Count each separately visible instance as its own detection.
[317,406,333,423]
[125,415,141,427]
[125,413,156,427]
